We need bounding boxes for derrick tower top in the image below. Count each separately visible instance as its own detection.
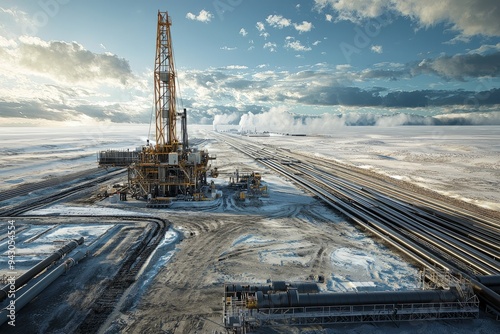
[155,11,178,152]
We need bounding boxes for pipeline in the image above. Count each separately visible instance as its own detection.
[225,281,320,294]
[476,275,500,289]
[0,237,84,302]
[253,288,460,309]
[470,278,500,313]
[0,250,87,327]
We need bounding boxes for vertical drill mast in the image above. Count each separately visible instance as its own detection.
[98,11,217,202]
[155,11,178,151]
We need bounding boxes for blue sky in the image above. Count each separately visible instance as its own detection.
[0,0,499,127]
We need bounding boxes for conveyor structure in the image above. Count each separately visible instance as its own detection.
[223,275,479,332]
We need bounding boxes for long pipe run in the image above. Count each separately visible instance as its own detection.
[0,237,84,302]
[254,288,460,309]
[475,275,500,287]
[0,250,87,327]
[225,281,320,294]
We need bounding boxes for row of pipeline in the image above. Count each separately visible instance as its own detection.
[0,237,87,327]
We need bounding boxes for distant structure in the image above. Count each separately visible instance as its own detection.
[229,170,268,200]
[98,11,218,203]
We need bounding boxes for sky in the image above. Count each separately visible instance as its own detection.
[0,0,499,128]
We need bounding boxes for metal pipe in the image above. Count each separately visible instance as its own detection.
[470,278,500,313]
[0,250,87,327]
[225,282,320,294]
[475,275,500,286]
[0,237,84,302]
[254,288,460,309]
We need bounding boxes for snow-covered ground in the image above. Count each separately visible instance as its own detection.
[0,124,149,191]
[243,125,500,211]
[2,124,498,211]
[2,124,497,286]
[1,124,498,333]
[0,222,115,273]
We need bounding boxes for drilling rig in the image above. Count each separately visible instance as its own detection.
[98,11,218,202]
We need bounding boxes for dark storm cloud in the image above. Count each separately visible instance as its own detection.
[415,52,500,80]
[297,87,500,108]
[297,86,383,106]
[359,52,500,81]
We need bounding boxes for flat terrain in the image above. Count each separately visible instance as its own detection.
[1,126,499,333]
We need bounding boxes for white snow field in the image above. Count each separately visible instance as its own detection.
[0,124,498,333]
[240,125,500,211]
[2,124,498,210]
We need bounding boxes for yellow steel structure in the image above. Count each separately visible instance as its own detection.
[125,11,217,201]
[155,11,177,151]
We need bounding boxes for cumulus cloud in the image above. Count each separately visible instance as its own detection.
[285,39,312,52]
[326,14,333,22]
[213,112,241,126]
[179,65,500,113]
[263,42,277,52]
[186,10,213,23]
[224,65,248,70]
[371,45,383,54]
[237,108,500,133]
[415,52,500,80]
[468,43,500,55]
[315,0,500,37]
[239,106,297,132]
[350,52,500,81]
[0,6,35,33]
[0,33,149,124]
[15,36,133,86]
[266,14,292,29]
[294,21,314,33]
[220,46,237,51]
[239,28,248,36]
[0,35,17,48]
[256,21,265,32]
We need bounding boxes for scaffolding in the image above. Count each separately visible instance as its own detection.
[97,150,138,167]
[98,11,217,202]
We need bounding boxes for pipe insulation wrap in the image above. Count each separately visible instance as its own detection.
[0,250,87,327]
[255,288,460,309]
[0,237,84,302]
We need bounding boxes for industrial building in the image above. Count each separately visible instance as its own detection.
[223,271,479,332]
[98,11,218,203]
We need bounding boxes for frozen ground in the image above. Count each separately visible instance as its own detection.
[2,124,498,212]
[1,124,499,333]
[242,125,500,211]
[0,124,149,191]
[0,223,114,273]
